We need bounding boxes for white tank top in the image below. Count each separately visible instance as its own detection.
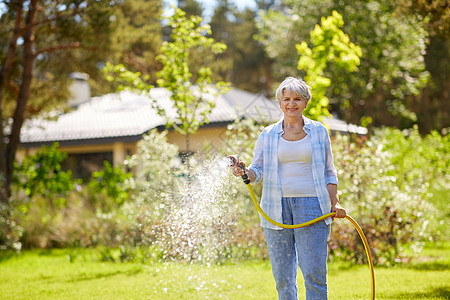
[278,135,317,197]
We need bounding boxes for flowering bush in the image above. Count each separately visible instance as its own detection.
[121,129,268,262]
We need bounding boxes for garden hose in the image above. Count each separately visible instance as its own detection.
[227,155,375,299]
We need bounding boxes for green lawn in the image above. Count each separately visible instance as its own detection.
[0,243,448,299]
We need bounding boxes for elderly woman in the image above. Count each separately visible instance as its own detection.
[232,77,346,300]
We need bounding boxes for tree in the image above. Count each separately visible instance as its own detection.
[209,0,235,83]
[156,7,230,151]
[91,0,164,95]
[178,0,203,18]
[255,0,430,129]
[394,0,450,38]
[296,10,362,120]
[106,7,230,152]
[164,8,233,152]
[209,0,273,95]
[0,0,120,201]
[392,0,450,132]
[0,0,165,202]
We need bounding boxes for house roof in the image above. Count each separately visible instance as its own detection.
[20,87,367,146]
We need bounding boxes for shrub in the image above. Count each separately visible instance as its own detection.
[121,128,268,262]
[120,130,185,250]
[1,143,76,250]
[87,161,132,211]
[3,144,134,250]
[330,127,446,265]
[13,142,75,210]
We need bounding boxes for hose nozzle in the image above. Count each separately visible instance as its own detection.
[227,155,250,185]
[227,155,240,168]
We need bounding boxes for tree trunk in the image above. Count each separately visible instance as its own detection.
[0,0,24,202]
[5,0,38,198]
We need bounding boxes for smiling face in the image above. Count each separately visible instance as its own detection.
[279,89,308,119]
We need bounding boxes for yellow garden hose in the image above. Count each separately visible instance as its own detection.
[245,183,375,299]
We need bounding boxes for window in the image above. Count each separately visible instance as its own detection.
[63,152,113,182]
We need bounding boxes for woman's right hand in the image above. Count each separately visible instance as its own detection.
[232,161,246,177]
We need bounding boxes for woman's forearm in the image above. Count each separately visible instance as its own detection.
[246,168,256,183]
[326,183,339,206]
[327,183,346,218]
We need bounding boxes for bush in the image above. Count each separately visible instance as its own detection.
[119,130,181,246]
[87,161,132,211]
[119,128,269,263]
[1,143,76,250]
[13,143,75,210]
[2,143,134,250]
[329,127,447,265]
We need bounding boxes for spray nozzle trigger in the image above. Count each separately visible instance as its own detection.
[227,155,239,168]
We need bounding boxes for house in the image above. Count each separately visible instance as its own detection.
[18,80,367,179]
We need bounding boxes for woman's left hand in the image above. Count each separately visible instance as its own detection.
[331,203,346,219]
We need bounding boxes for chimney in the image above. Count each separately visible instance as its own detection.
[68,72,90,107]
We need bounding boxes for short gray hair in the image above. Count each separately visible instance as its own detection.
[275,77,312,102]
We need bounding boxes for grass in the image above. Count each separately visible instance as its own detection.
[0,242,449,299]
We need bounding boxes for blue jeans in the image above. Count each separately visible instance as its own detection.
[263,197,330,300]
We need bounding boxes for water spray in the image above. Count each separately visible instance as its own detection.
[227,155,375,299]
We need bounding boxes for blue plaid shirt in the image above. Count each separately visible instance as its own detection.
[249,116,338,230]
